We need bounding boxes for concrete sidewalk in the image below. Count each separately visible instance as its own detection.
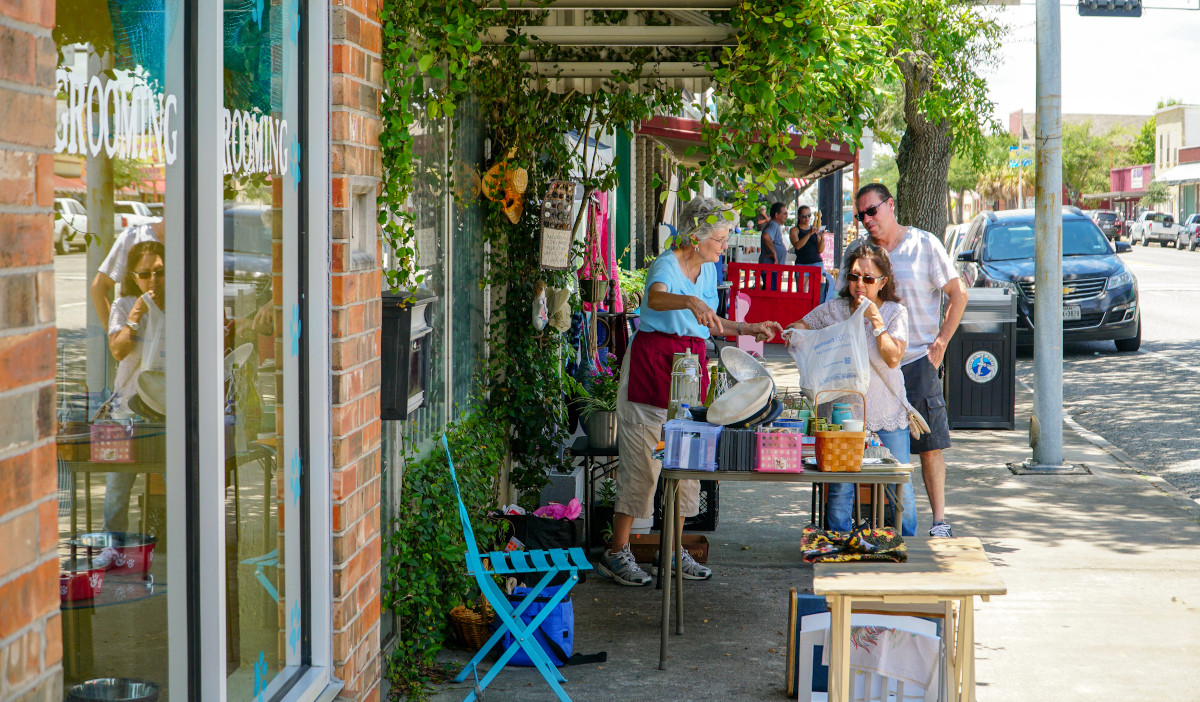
[430,348,1200,701]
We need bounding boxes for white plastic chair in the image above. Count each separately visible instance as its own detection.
[797,612,941,702]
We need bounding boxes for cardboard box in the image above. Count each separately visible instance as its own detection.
[626,533,709,564]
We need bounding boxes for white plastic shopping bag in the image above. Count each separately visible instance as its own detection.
[783,302,871,399]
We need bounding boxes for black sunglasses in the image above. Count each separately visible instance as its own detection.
[134,268,165,281]
[846,272,883,284]
[855,201,887,222]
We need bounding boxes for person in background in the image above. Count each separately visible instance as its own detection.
[758,202,788,290]
[754,205,769,231]
[786,243,915,535]
[599,196,783,586]
[845,183,967,537]
[97,240,166,563]
[789,204,835,302]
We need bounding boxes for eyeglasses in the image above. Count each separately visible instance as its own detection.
[846,272,883,284]
[134,268,165,281]
[798,214,811,220]
[855,201,887,222]
[709,236,729,246]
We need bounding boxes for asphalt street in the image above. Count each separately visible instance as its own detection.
[1015,242,1200,502]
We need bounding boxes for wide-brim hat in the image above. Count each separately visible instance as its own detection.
[136,371,167,418]
[502,187,524,224]
[483,160,528,202]
[706,376,773,426]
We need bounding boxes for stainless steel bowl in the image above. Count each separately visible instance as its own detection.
[66,678,159,702]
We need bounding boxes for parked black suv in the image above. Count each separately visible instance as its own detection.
[1090,209,1123,241]
[955,208,1140,351]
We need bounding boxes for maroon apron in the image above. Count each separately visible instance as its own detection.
[625,330,709,410]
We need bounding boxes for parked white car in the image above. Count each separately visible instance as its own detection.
[1129,211,1181,247]
[54,198,88,254]
[114,200,162,229]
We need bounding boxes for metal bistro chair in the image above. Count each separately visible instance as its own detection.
[442,436,592,702]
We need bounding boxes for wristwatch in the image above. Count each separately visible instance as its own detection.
[872,325,885,338]
[126,319,140,334]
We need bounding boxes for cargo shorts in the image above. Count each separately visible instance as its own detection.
[902,356,952,453]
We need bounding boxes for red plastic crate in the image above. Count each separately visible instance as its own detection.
[725,263,822,344]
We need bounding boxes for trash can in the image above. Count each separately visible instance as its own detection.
[943,288,1017,429]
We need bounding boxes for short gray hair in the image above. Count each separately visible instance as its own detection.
[679,196,734,243]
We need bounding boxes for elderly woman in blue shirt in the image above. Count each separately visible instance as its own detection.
[597,196,783,587]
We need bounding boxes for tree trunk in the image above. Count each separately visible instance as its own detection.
[895,52,953,238]
[957,191,966,224]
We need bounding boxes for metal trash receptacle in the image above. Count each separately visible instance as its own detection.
[944,288,1017,429]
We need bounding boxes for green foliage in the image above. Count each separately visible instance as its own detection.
[1141,181,1170,208]
[572,352,620,415]
[1128,116,1155,166]
[1062,120,1130,205]
[382,413,507,700]
[862,151,900,197]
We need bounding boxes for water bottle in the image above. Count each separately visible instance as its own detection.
[679,403,693,421]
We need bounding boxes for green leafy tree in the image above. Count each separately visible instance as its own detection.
[1128,116,1155,166]
[862,151,899,199]
[1141,181,1170,208]
[889,1,1006,236]
[947,151,976,223]
[1062,120,1128,206]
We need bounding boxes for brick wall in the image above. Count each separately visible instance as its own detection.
[0,3,63,701]
[329,1,384,699]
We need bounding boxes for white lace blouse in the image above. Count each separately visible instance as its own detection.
[800,298,910,432]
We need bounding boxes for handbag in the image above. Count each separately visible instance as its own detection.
[800,524,907,563]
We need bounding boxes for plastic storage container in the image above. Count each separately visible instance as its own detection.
[755,431,807,473]
[662,419,722,471]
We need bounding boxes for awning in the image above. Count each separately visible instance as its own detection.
[635,115,853,182]
[1081,190,1144,201]
[1155,162,1200,186]
[54,174,86,193]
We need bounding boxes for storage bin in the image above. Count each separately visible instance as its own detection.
[662,419,722,472]
[755,431,806,473]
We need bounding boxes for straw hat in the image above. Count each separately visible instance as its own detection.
[135,371,167,418]
[483,157,528,203]
[502,187,524,224]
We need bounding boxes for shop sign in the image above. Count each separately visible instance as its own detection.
[55,67,178,164]
[220,108,290,176]
[965,350,999,384]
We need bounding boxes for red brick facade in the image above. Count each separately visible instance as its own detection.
[329,1,384,699]
[0,3,64,700]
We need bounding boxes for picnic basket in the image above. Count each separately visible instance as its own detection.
[813,390,867,473]
[450,599,494,650]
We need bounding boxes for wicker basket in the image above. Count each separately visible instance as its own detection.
[450,600,494,650]
[813,390,867,472]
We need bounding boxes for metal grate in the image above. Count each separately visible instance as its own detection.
[1017,276,1107,301]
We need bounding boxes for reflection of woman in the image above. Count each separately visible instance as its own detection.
[100,241,166,544]
[787,243,915,535]
[598,197,783,587]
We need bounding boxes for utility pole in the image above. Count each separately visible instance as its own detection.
[1028,0,1070,471]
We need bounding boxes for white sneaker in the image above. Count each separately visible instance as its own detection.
[928,522,953,537]
[651,549,713,580]
[595,544,651,586]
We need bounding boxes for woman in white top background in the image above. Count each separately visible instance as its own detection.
[786,242,916,535]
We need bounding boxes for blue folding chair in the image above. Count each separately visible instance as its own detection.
[443,436,592,702]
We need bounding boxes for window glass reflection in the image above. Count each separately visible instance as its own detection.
[53,1,177,696]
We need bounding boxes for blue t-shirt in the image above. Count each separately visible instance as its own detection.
[638,250,719,339]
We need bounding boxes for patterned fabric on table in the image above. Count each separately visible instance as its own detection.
[800,524,907,563]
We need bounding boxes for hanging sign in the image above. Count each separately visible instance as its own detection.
[539,180,584,270]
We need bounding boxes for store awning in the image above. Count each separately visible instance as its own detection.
[1155,162,1200,186]
[1081,190,1144,201]
[635,115,853,181]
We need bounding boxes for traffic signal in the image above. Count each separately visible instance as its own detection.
[1077,0,1142,17]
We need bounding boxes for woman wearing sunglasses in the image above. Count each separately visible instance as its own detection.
[97,240,167,551]
[785,243,917,535]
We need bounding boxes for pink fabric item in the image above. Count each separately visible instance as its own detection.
[579,191,623,314]
[533,499,582,521]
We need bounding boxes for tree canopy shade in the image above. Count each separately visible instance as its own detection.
[1062,120,1131,206]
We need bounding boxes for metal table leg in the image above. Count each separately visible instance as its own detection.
[658,476,676,670]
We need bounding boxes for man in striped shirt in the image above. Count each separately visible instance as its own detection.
[844,183,969,537]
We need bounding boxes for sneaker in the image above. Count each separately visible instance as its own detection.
[596,544,651,586]
[929,522,953,537]
[650,549,713,581]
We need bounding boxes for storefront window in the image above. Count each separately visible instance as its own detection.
[222,1,301,697]
[53,1,180,695]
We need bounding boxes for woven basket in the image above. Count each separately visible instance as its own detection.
[450,600,494,650]
[813,390,866,472]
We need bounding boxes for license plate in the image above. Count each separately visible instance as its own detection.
[1063,305,1081,321]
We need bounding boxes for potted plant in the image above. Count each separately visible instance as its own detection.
[591,477,617,548]
[576,352,620,449]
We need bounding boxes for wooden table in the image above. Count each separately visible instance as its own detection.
[814,537,1006,702]
[657,464,915,670]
